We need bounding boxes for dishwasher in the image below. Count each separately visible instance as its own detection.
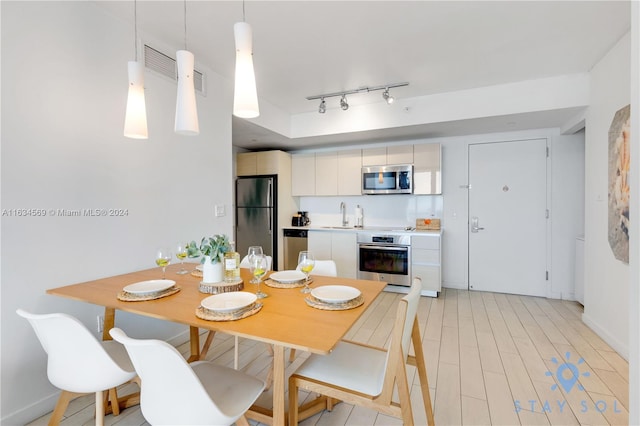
[283,229,308,270]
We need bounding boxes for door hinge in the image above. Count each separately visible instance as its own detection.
[546,209,549,219]
[546,271,549,281]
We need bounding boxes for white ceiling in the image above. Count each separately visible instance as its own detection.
[95,1,630,149]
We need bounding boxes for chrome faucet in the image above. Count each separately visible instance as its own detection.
[340,202,348,226]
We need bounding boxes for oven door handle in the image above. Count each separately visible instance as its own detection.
[359,244,409,252]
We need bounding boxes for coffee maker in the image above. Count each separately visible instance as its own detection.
[291,211,310,226]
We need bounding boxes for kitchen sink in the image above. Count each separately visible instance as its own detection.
[320,226,355,229]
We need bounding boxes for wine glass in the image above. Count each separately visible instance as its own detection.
[297,251,315,294]
[175,243,188,275]
[247,246,263,283]
[155,248,172,279]
[250,254,268,299]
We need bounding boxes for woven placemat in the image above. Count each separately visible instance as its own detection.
[195,302,263,321]
[304,294,364,311]
[117,286,181,302]
[264,278,312,289]
[199,279,244,294]
[191,269,203,278]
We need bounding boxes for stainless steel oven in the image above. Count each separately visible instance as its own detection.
[357,233,411,287]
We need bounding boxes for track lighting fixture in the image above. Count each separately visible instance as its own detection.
[382,88,394,104]
[306,82,407,113]
[340,95,349,111]
[318,98,326,114]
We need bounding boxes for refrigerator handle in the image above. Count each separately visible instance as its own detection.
[267,179,273,207]
[268,207,272,235]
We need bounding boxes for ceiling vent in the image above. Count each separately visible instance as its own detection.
[144,44,206,95]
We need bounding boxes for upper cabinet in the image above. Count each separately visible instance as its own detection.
[413,144,442,195]
[237,150,290,176]
[291,142,441,196]
[292,149,362,196]
[291,153,316,196]
[315,152,338,196]
[362,145,413,166]
[337,150,362,195]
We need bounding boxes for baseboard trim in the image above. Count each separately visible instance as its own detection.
[1,390,60,426]
[582,313,629,361]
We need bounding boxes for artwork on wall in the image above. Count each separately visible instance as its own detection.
[608,104,630,264]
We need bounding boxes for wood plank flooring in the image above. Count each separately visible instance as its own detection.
[26,289,629,426]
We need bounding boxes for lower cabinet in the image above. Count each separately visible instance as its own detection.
[411,233,441,296]
[308,231,357,278]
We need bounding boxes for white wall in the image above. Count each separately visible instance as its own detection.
[1,3,234,423]
[582,32,631,359]
[298,128,585,297]
[628,4,639,423]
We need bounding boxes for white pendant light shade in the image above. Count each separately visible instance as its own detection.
[233,22,259,118]
[175,49,200,135]
[124,61,148,139]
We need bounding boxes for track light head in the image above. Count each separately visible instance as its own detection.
[318,98,326,114]
[382,88,394,104]
[340,94,349,111]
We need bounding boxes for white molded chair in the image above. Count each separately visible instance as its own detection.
[288,278,434,426]
[17,309,138,426]
[239,254,272,270]
[296,259,337,277]
[110,327,265,426]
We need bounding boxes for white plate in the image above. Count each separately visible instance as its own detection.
[269,270,306,283]
[311,285,361,303]
[195,264,203,271]
[124,279,175,295]
[201,292,257,313]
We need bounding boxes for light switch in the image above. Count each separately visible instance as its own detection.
[215,205,225,217]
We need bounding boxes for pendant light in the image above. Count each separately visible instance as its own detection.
[175,0,199,135]
[124,0,148,139]
[233,0,259,118]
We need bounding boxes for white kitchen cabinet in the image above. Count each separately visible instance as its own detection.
[362,145,413,166]
[411,233,441,296]
[315,152,338,196]
[337,149,362,195]
[413,143,442,195]
[331,232,357,278]
[291,153,316,196]
[387,145,414,165]
[308,230,332,258]
[308,230,357,278]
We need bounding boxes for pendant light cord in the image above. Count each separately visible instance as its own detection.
[183,0,188,50]
[242,0,246,21]
[133,0,138,61]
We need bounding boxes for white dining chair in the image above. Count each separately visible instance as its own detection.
[305,259,338,277]
[17,309,138,426]
[239,254,272,270]
[288,278,434,426]
[109,328,265,426]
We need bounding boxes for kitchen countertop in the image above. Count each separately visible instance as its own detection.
[283,225,442,235]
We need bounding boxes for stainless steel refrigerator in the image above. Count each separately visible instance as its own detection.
[235,176,277,268]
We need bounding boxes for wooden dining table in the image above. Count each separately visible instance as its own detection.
[46,263,387,425]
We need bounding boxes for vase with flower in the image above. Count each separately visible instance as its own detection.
[187,234,230,284]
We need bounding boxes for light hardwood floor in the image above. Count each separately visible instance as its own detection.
[26,288,629,426]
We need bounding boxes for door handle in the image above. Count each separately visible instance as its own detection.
[471,216,485,233]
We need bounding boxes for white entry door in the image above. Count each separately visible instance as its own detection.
[468,139,548,297]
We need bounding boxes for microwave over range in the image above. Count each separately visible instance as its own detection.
[362,164,413,195]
